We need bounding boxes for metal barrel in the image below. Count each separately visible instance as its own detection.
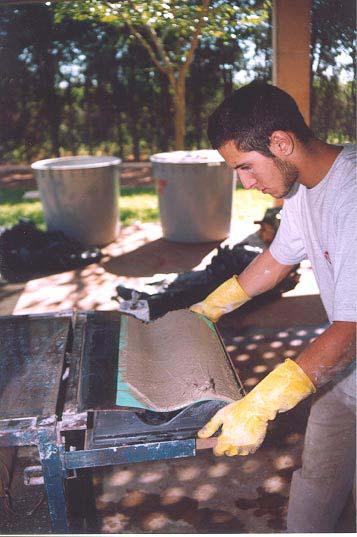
[151,150,236,243]
[32,156,121,246]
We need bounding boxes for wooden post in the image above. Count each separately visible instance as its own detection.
[272,0,311,206]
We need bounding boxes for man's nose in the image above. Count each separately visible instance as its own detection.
[238,173,257,190]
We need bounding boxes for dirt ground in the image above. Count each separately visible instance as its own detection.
[0,163,154,190]
[0,165,355,534]
[1,292,355,534]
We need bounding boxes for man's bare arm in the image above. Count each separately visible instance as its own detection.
[239,249,294,296]
[240,252,356,385]
[296,321,356,387]
[190,249,296,321]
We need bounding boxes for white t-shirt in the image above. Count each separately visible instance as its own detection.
[270,145,356,396]
[270,144,356,324]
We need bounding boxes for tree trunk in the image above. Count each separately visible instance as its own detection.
[65,82,79,153]
[35,65,60,157]
[42,10,61,157]
[117,113,125,159]
[223,69,233,97]
[129,118,140,161]
[47,82,61,156]
[193,90,203,149]
[128,62,140,161]
[84,78,94,154]
[159,73,170,151]
[173,77,186,150]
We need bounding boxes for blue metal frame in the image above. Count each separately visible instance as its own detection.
[38,433,196,533]
[64,439,196,470]
[37,427,69,533]
[0,312,201,532]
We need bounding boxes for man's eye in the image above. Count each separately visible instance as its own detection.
[240,166,251,171]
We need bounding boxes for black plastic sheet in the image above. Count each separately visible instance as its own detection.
[0,219,102,282]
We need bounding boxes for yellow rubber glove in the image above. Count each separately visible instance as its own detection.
[190,276,250,322]
[198,359,316,456]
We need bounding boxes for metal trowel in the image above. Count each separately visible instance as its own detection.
[118,290,151,322]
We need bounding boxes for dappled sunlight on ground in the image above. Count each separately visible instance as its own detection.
[93,419,304,533]
[2,209,349,534]
[90,323,325,534]
[13,222,161,314]
[12,219,259,316]
[13,265,119,314]
[1,171,355,533]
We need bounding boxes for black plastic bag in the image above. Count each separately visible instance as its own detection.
[0,219,102,282]
[116,243,300,320]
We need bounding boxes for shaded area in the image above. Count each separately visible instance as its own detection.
[0,203,353,533]
[10,222,227,315]
[102,237,222,278]
[0,320,355,533]
[0,219,102,283]
[225,293,328,330]
[0,448,50,535]
[97,490,246,534]
[0,281,25,313]
[0,314,70,420]
[88,323,318,533]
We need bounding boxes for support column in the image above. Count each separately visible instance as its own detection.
[272,0,311,125]
[272,0,311,206]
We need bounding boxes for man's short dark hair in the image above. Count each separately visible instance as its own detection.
[207,80,313,156]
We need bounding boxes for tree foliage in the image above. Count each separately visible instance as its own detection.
[0,0,354,163]
[55,0,269,148]
[310,0,356,140]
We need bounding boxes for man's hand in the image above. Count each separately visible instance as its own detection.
[198,359,315,456]
[198,398,270,456]
[190,276,250,322]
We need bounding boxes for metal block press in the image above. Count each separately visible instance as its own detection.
[0,309,243,532]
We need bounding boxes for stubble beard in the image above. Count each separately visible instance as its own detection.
[273,157,299,199]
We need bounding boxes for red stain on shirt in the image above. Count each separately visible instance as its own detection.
[324,250,331,264]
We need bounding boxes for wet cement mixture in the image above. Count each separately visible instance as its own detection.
[119,309,243,411]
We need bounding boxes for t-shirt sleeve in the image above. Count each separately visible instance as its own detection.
[332,196,357,322]
[269,199,307,265]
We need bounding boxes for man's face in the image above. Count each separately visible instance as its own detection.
[219,140,299,199]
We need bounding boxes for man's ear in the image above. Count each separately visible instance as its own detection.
[269,131,294,157]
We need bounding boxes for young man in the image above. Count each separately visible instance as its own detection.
[190,81,356,532]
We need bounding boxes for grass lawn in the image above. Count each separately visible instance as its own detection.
[0,186,274,230]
